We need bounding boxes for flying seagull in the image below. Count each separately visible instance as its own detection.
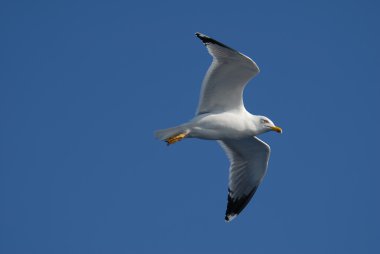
[155,32,282,222]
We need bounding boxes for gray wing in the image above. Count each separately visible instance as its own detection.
[218,137,270,222]
[195,32,260,115]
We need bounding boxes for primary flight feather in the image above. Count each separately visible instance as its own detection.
[155,32,282,222]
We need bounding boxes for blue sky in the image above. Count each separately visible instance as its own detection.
[1,0,380,253]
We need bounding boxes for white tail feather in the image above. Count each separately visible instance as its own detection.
[154,125,188,141]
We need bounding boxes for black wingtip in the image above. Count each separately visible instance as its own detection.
[195,32,210,44]
[195,32,204,38]
[225,214,235,222]
[225,187,258,222]
[194,32,235,51]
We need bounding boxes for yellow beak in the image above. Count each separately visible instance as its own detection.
[271,126,283,133]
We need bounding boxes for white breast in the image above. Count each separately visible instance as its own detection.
[188,111,254,140]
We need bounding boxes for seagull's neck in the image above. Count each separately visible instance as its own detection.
[249,114,265,136]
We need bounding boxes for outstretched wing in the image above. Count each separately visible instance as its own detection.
[195,32,259,115]
[218,137,270,222]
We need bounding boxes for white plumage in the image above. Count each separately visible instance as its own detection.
[155,32,282,221]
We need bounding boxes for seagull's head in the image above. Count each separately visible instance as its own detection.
[258,116,282,134]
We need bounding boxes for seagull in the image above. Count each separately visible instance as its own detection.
[155,32,282,222]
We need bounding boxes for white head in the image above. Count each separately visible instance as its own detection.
[256,115,282,134]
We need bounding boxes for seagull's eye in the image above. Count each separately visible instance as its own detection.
[261,119,269,124]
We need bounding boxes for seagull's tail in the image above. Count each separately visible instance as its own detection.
[154,124,189,141]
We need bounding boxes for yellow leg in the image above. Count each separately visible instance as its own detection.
[165,132,188,145]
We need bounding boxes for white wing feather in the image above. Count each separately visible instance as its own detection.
[195,33,260,115]
[218,137,270,221]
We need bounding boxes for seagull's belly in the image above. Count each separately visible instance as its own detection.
[189,113,252,140]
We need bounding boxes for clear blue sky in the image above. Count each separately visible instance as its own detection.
[1,0,379,253]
